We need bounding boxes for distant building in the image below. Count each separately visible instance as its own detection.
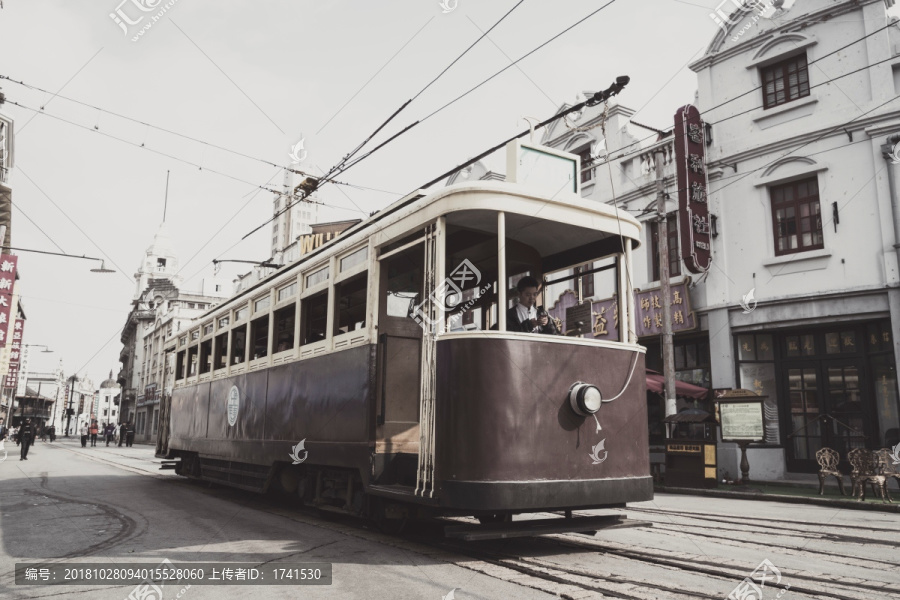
[118,223,228,444]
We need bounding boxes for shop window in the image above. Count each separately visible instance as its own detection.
[785,334,815,357]
[335,274,368,335]
[771,177,823,256]
[650,215,681,281]
[762,54,810,109]
[199,339,212,374]
[301,291,329,345]
[736,333,779,445]
[250,315,269,360]
[214,332,228,369]
[824,330,857,354]
[273,304,296,352]
[231,324,247,364]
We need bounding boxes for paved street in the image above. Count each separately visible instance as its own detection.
[0,439,898,600]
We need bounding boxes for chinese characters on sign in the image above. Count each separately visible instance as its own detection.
[674,105,712,273]
[634,282,697,338]
[5,318,25,389]
[0,254,18,348]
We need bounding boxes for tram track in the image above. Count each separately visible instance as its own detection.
[43,446,900,600]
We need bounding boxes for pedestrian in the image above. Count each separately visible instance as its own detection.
[125,420,135,447]
[0,417,7,442]
[80,423,89,448]
[19,418,35,460]
[105,423,115,446]
[48,425,56,443]
[38,424,46,442]
[118,422,126,447]
[90,421,99,447]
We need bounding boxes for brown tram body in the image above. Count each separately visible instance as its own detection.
[160,179,652,525]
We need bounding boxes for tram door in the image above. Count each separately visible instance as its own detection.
[375,244,425,483]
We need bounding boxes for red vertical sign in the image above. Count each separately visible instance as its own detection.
[0,254,18,347]
[5,318,24,388]
[674,105,712,273]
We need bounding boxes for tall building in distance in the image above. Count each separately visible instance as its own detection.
[271,169,319,262]
[118,222,228,444]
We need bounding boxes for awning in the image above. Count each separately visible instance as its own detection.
[646,370,709,400]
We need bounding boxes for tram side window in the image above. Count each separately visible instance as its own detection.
[199,338,212,374]
[384,248,423,318]
[214,332,228,369]
[187,346,199,376]
[231,324,247,364]
[250,315,269,360]
[335,273,367,335]
[273,304,296,352]
[176,350,186,380]
[301,291,329,344]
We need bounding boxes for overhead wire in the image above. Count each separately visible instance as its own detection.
[316,0,528,188]
[246,0,623,242]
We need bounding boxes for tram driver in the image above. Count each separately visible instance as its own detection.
[506,276,560,335]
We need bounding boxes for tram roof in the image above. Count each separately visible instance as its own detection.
[200,181,642,318]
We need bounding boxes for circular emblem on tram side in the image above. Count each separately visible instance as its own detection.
[227,386,240,427]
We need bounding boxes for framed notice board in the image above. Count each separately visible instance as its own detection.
[717,390,766,443]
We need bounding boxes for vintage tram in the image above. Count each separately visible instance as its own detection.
[159,157,651,535]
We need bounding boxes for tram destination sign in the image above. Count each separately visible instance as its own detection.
[674,104,712,273]
[718,396,766,443]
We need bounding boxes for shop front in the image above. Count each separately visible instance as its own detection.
[734,319,898,474]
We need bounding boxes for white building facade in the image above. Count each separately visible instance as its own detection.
[539,0,900,479]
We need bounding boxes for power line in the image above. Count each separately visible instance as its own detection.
[1,74,288,172]
[17,165,133,283]
[9,199,67,254]
[317,0,531,188]
[331,0,622,179]
[5,100,369,216]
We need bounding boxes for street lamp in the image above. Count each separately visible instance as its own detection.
[91,260,116,274]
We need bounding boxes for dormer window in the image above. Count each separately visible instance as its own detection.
[762,54,810,109]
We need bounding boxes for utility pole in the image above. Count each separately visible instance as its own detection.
[655,148,677,417]
[65,375,76,436]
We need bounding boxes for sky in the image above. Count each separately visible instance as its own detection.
[2,0,885,386]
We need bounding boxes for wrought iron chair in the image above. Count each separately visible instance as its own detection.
[847,448,892,503]
[814,448,845,496]
[875,448,900,491]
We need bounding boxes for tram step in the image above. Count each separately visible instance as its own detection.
[159,461,178,470]
[444,514,652,541]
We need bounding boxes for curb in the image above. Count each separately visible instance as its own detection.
[655,485,900,513]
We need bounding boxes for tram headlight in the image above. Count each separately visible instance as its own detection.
[568,382,602,416]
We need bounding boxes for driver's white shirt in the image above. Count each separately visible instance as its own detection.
[515,302,538,330]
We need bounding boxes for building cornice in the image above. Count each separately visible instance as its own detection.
[691,0,887,72]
